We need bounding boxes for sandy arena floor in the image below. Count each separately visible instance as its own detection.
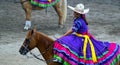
[0,0,120,65]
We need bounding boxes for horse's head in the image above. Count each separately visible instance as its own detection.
[19,28,58,64]
[19,29,37,55]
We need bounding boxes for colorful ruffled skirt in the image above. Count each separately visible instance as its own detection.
[53,34,120,65]
[30,0,60,8]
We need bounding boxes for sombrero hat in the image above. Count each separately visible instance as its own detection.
[68,3,89,14]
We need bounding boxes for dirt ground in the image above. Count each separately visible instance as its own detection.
[0,0,120,65]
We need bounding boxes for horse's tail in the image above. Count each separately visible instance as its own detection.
[60,0,67,23]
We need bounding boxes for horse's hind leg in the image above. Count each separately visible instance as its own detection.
[53,2,64,28]
[22,2,32,30]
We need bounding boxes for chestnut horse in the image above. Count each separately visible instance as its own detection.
[19,29,120,65]
[19,29,62,65]
[20,0,67,30]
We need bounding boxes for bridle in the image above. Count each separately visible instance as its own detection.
[21,32,56,64]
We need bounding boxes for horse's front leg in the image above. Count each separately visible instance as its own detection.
[24,9,32,30]
[53,3,64,28]
[23,2,32,30]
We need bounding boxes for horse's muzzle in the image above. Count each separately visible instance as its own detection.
[19,46,29,55]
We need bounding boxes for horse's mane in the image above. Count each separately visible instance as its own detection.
[28,29,55,42]
[37,31,55,42]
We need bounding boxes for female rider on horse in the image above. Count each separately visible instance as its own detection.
[53,3,120,65]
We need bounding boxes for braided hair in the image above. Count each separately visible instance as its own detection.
[81,14,88,25]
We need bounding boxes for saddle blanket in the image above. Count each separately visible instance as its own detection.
[30,0,60,8]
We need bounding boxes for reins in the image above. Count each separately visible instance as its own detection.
[29,51,46,62]
[27,41,55,64]
[29,51,56,64]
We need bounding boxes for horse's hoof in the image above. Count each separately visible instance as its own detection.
[24,21,31,30]
[24,26,29,30]
[59,25,64,28]
[24,26,31,30]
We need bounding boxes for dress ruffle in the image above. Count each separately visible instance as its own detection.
[53,34,120,65]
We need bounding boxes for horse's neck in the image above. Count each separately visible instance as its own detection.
[36,32,55,61]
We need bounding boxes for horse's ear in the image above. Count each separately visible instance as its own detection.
[29,27,37,35]
[31,29,34,35]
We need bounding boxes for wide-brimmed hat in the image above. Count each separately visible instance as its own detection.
[68,3,89,14]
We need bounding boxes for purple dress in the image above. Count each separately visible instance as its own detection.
[53,17,120,65]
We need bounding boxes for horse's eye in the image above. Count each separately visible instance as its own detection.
[25,39,30,44]
[25,39,29,41]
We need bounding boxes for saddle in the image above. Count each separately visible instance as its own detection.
[30,0,60,8]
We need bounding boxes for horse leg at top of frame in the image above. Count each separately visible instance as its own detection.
[22,1,32,30]
[24,8,32,30]
[53,2,64,28]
